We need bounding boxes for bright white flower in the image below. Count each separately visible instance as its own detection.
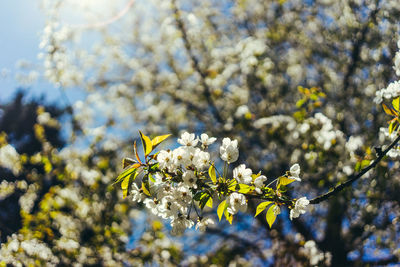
[175,184,192,204]
[290,197,309,220]
[374,80,400,104]
[186,147,200,164]
[196,217,215,232]
[193,151,210,170]
[254,175,267,188]
[182,170,197,188]
[0,144,21,175]
[144,199,159,216]
[157,150,174,171]
[289,163,301,181]
[227,192,247,214]
[199,133,216,148]
[173,147,191,167]
[233,164,252,184]
[178,132,198,146]
[171,216,194,235]
[131,183,146,203]
[220,138,239,163]
[152,182,173,199]
[158,196,181,219]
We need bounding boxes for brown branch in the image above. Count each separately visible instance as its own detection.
[171,0,224,124]
[342,0,380,92]
[206,227,265,259]
[310,134,400,204]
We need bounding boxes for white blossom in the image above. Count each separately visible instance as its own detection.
[131,183,146,203]
[220,138,239,163]
[233,164,252,184]
[290,197,310,220]
[227,192,247,214]
[177,132,198,146]
[196,217,215,232]
[173,147,191,167]
[289,163,301,182]
[157,150,174,171]
[254,175,267,188]
[0,144,21,175]
[192,151,210,170]
[171,216,194,235]
[182,170,197,188]
[199,133,216,148]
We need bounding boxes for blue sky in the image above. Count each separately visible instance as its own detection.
[0,0,60,103]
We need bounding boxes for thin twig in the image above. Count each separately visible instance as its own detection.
[310,134,400,204]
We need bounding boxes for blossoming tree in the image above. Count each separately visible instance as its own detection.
[1,0,400,266]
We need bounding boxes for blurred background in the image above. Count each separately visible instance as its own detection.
[1,0,400,266]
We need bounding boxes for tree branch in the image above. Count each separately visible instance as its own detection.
[171,0,224,124]
[310,134,400,204]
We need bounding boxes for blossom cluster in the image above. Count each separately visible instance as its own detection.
[117,131,309,235]
[375,39,400,157]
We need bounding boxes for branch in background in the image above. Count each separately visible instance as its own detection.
[171,0,224,124]
[342,0,380,93]
[310,134,400,204]
[207,227,265,259]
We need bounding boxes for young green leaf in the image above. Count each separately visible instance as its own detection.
[114,164,139,185]
[237,184,252,194]
[142,182,151,196]
[206,196,213,208]
[392,97,400,111]
[148,173,156,183]
[133,141,142,164]
[217,200,228,221]
[209,164,217,184]
[277,176,296,188]
[122,157,137,168]
[382,103,396,116]
[266,204,277,228]
[224,209,233,224]
[255,201,273,217]
[151,134,171,149]
[139,131,153,156]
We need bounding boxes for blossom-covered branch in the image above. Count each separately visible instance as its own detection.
[115,131,309,235]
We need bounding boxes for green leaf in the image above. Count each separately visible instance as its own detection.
[382,104,396,116]
[217,200,228,221]
[142,182,151,196]
[310,94,318,101]
[237,184,253,194]
[114,164,139,185]
[209,165,217,184]
[133,141,142,163]
[199,192,211,209]
[389,121,395,134]
[296,98,306,108]
[393,97,400,111]
[224,209,233,224]
[148,173,155,183]
[266,204,277,228]
[123,188,129,199]
[278,176,295,187]
[361,159,370,169]
[255,201,273,217]
[206,196,213,208]
[122,157,136,168]
[139,131,153,157]
[151,134,171,149]
[121,175,131,190]
[228,179,237,190]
